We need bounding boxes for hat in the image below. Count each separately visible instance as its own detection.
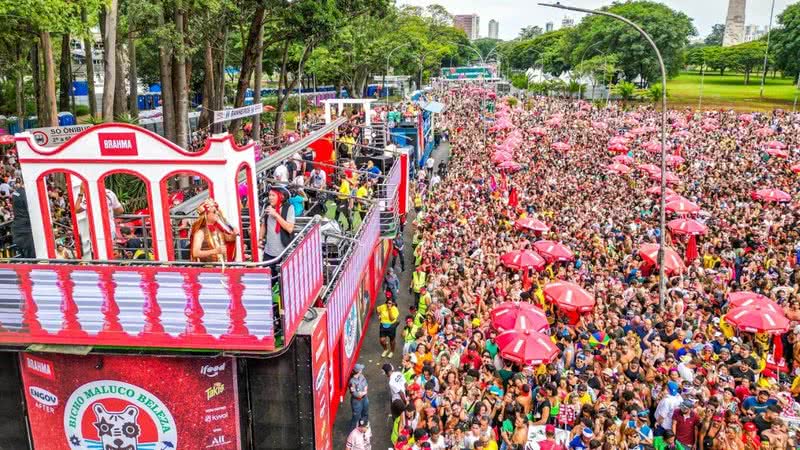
[744,422,757,432]
[582,428,594,438]
[667,381,680,396]
[545,424,556,434]
[358,418,369,428]
[354,363,365,373]
[602,368,614,377]
[382,363,394,374]
[681,399,694,409]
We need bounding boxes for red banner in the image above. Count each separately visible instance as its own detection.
[20,352,241,450]
[310,310,332,450]
[98,132,139,156]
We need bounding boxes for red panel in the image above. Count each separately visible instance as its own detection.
[310,310,332,450]
[310,132,336,177]
[98,132,138,156]
[20,353,241,450]
[0,263,275,351]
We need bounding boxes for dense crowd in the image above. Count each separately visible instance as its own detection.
[374,86,800,450]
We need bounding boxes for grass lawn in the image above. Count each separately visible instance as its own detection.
[666,71,799,112]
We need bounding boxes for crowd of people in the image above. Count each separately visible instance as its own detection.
[368,85,800,450]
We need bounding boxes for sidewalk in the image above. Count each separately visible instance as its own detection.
[332,141,451,448]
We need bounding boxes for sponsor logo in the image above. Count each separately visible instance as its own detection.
[98,132,138,156]
[24,355,55,380]
[29,386,58,407]
[200,362,227,378]
[343,306,358,359]
[63,380,177,450]
[206,433,232,448]
[204,405,230,423]
[206,382,225,400]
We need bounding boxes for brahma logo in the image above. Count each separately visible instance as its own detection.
[24,355,55,380]
[98,132,138,156]
[29,386,58,407]
[63,380,177,450]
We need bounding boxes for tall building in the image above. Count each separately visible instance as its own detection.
[454,14,480,40]
[561,17,575,29]
[744,24,768,42]
[722,0,746,46]
[545,22,554,33]
[488,20,499,39]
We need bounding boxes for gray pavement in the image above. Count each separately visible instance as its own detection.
[333,141,451,448]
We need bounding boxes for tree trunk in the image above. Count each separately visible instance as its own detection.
[252,21,264,141]
[82,7,98,117]
[158,0,176,142]
[31,43,43,121]
[16,48,25,131]
[213,27,227,134]
[174,0,188,150]
[273,43,311,139]
[113,28,127,118]
[334,78,341,99]
[102,0,119,122]
[128,30,138,118]
[230,5,266,135]
[199,40,215,129]
[40,32,59,127]
[59,34,71,111]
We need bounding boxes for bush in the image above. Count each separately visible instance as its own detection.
[74,105,90,116]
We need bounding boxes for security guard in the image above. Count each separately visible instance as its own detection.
[411,266,427,302]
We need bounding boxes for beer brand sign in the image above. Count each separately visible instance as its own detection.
[98,132,139,156]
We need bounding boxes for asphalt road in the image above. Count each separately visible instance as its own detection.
[333,141,451,449]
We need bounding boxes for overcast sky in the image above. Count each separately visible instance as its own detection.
[400,0,796,41]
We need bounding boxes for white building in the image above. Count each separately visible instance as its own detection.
[545,22,554,33]
[454,14,480,40]
[488,20,499,39]
[744,24,768,42]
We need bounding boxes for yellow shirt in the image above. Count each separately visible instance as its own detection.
[377,304,399,325]
[484,440,499,450]
[338,179,351,200]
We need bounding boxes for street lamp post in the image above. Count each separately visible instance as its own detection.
[577,40,604,99]
[699,51,706,110]
[540,2,669,309]
[385,43,412,104]
[759,0,777,100]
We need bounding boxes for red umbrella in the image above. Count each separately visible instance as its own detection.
[514,218,550,233]
[756,127,775,137]
[753,188,792,203]
[609,136,629,146]
[491,302,550,333]
[728,291,782,310]
[592,121,608,130]
[613,154,634,165]
[766,148,789,158]
[666,155,685,166]
[606,163,631,175]
[498,160,521,171]
[608,143,629,153]
[638,244,686,275]
[667,218,707,236]
[551,142,571,152]
[665,199,700,215]
[0,134,14,145]
[531,127,547,136]
[645,186,677,197]
[643,141,671,153]
[790,163,800,174]
[492,151,513,163]
[495,328,559,364]
[543,281,596,313]
[767,140,787,149]
[500,250,546,271]
[725,305,789,335]
[638,164,660,175]
[533,240,574,263]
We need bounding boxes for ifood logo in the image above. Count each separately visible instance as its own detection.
[201,363,226,378]
[29,386,58,407]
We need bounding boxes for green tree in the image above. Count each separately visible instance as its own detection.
[564,1,696,82]
[705,24,725,46]
[518,25,542,40]
[500,28,569,76]
[703,46,730,76]
[771,3,800,81]
[472,38,503,61]
[613,80,637,101]
[728,40,768,84]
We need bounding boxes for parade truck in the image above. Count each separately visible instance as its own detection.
[0,113,407,449]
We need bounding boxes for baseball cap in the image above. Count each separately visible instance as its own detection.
[545,424,556,434]
[667,381,680,395]
[744,422,757,431]
[681,399,694,409]
[354,363,365,373]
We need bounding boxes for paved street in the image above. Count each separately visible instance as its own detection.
[333,141,450,448]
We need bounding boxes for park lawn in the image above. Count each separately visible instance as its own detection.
[666,71,798,112]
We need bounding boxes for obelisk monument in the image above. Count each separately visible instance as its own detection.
[722,0,746,46]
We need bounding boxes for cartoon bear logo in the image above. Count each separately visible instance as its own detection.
[92,404,141,450]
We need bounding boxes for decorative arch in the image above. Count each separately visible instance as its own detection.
[35,169,99,259]
[97,168,159,261]
[235,162,259,262]
[159,170,215,261]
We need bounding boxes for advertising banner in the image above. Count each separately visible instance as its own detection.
[310,310,332,450]
[281,223,324,341]
[213,104,265,123]
[20,352,241,450]
[30,124,92,147]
